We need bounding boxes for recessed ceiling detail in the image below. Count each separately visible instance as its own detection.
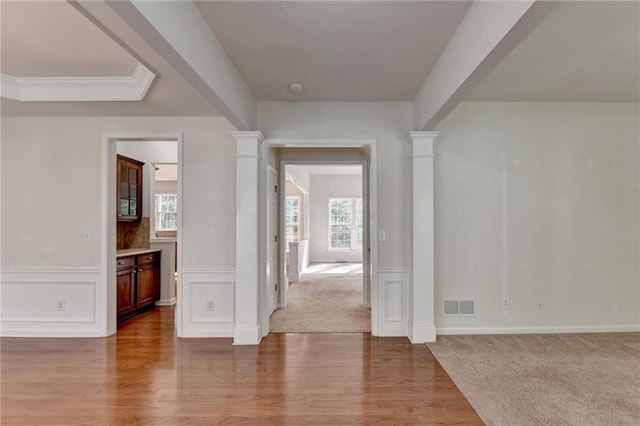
[1,63,156,102]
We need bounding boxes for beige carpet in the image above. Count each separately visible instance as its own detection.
[269,263,370,333]
[427,333,640,426]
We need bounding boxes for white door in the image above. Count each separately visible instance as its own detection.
[267,167,278,316]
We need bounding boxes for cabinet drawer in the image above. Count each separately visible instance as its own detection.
[116,256,135,269]
[137,252,159,265]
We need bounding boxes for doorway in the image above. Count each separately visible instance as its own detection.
[257,138,379,337]
[270,164,368,332]
[103,134,183,337]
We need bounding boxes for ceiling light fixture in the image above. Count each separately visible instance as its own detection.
[288,82,304,94]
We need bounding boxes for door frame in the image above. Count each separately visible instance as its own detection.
[101,133,183,337]
[266,165,278,317]
[259,138,378,336]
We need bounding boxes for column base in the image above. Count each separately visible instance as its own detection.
[408,321,436,344]
[233,324,262,345]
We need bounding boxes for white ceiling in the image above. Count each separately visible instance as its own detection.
[467,1,640,102]
[196,1,472,101]
[1,1,136,77]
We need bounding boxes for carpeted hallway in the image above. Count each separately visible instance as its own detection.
[269,262,371,333]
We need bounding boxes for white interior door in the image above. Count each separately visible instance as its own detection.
[267,167,278,316]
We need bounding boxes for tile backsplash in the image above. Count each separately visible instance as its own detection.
[117,217,150,250]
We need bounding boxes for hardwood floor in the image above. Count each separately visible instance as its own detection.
[1,307,482,425]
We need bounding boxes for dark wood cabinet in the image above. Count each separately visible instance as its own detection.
[117,155,144,222]
[117,251,160,321]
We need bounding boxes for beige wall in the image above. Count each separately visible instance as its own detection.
[434,102,640,329]
[1,116,237,270]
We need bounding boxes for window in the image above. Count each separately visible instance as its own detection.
[285,196,300,243]
[155,194,178,231]
[329,197,363,250]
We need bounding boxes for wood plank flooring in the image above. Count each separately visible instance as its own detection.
[1,307,482,425]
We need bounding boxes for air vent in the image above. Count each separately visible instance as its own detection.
[442,300,475,316]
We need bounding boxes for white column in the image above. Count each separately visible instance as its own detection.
[406,131,439,343]
[232,131,263,345]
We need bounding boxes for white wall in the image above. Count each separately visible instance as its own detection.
[309,174,363,263]
[434,102,640,332]
[1,116,238,337]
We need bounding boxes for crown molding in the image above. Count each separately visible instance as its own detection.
[0,63,155,102]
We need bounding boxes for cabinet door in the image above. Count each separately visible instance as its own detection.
[116,155,144,222]
[117,267,137,319]
[137,262,159,309]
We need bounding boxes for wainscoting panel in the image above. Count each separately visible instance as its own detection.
[377,267,409,336]
[0,268,102,337]
[181,268,235,337]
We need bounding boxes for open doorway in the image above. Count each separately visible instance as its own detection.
[270,164,369,333]
[104,135,182,336]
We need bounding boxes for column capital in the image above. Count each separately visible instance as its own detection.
[232,131,264,157]
[406,131,439,158]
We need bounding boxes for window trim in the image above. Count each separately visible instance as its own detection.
[154,193,178,231]
[328,197,362,251]
[285,195,300,244]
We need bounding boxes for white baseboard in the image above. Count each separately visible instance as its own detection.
[180,329,233,338]
[233,325,262,345]
[436,325,640,335]
[0,327,104,338]
[408,322,436,343]
[376,326,407,337]
[156,297,177,306]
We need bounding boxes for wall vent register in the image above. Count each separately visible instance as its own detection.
[442,300,475,316]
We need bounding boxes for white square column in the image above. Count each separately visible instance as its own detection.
[406,131,439,343]
[232,131,264,345]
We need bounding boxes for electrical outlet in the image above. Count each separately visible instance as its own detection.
[502,298,509,310]
[536,300,544,310]
[206,299,215,312]
[57,299,66,311]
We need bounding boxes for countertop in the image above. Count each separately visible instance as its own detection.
[116,248,162,258]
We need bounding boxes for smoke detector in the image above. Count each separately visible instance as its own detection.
[288,82,304,94]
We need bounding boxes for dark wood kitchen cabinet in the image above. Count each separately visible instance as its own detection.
[117,154,144,222]
[117,251,160,321]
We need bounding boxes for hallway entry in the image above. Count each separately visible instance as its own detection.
[270,262,370,332]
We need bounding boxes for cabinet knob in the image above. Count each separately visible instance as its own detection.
[133,270,137,274]
[147,256,153,260]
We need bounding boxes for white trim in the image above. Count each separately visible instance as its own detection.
[327,197,363,251]
[436,325,640,335]
[408,322,437,343]
[377,267,410,274]
[1,267,102,336]
[1,63,155,102]
[1,329,106,338]
[1,267,101,275]
[181,268,235,276]
[156,297,177,306]
[232,325,262,345]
